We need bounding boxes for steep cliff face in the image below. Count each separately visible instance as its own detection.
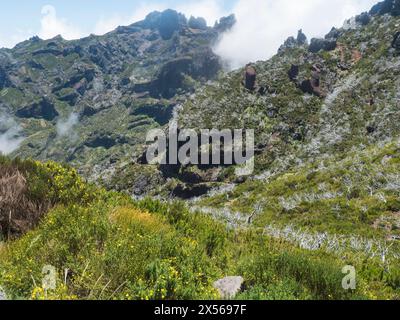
[2,2,400,204]
[168,3,400,245]
[0,10,235,181]
[179,5,400,179]
[1,1,400,301]
[107,2,400,200]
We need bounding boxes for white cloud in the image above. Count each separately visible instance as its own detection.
[56,112,79,137]
[0,28,35,49]
[94,14,129,36]
[175,0,228,26]
[94,3,168,35]
[0,5,83,48]
[38,5,83,40]
[92,0,228,36]
[2,0,381,67]
[214,0,378,69]
[0,110,24,155]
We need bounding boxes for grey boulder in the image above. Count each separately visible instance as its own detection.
[213,276,244,299]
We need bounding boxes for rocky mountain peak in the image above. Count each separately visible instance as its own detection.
[214,14,237,32]
[133,9,188,40]
[370,0,400,16]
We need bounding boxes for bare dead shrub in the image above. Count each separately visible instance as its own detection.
[0,165,51,239]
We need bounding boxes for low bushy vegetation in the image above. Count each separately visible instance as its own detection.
[0,156,95,239]
[0,157,399,300]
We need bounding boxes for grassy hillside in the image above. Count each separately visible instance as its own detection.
[1,2,400,301]
[0,157,399,300]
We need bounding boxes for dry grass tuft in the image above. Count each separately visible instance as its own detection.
[0,165,51,239]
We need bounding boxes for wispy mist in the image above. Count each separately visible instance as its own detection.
[56,112,79,137]
[0,111,24,155]
[214,0,377,69]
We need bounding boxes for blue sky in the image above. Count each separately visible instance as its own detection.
[0,0,236,48]
[1,0,378,66]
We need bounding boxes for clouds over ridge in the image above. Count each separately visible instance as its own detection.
[214,0,378,69]
[2,0,379,69]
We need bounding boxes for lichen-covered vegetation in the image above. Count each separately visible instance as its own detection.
[2,3,400,301]
[0,157,399,300]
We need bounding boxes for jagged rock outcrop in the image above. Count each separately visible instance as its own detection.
[356,12,371,26]
[133,53,221,99]
[154,57,193,98]
[137,9,188,40]
[288,64,299,81]
[16,97,59,121]
[279,36,298,53]
[300,64,324,97]
[84,133,128,149]
[171,183,211,199]
[214,14,236,32]
[0,8,230,184]
[188,16,207,30]
[297,29,308,45]
[131,103,175,126]
[325,27,342,40]
[392,32,400,50]
[309,38,337,53]
[0,66,11,89]
[370,0,400,16]
[279,30,308,53]
[244,65,257,91]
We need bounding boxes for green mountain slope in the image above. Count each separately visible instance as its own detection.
[1,0,400,300]
[0,156,399,300]
[0,9,234,181]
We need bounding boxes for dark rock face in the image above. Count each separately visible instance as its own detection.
[279,30,307,53]
[158,10,187,40]
[134,50,221,99]
[300,80,314,95]
[57,90,79,105]
[356,12,371,26]
[190,48,221,79]
[82,106,97,117]
[392,32,400,50]
[171,183,211,199]
[85,134,128,149]
[154,57,193,98]
[188,16,207,30]
[0,8,233,196]
[258,86,267,95]
[53,68,94,93]
[278,36,297,53]
[132,103,175,126]
[288,65,299,81]
[0,66,11,89]
[297,29,308,45]
[367,125,376,134]
[214,14,236,32]
[63,45,83,57]
[140,9,188,40]
[370,0,400,16]
[244,65,256,91]
[27,60,45,70]
[325,27,341,40]
[300,64,324,97]
[16,98,59,121]
[309,38,337,53]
